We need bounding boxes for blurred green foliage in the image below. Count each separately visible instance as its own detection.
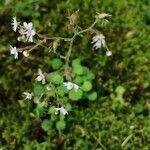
[0,0,150,149]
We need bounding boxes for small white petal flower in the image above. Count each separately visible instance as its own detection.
[63,82,74,90]
[23,92,32,100]
[96,13,112,19]
[23,22,33,29]
[10,45,18,59]
[55,107,68,115]
[63,82,79,91]
[73,84,79,90]
[35,69,45,84]
[23,50,29,57]
[11,16,18,32]
[106,50,112,56]
[91,34,106,49]
[19,22,36,42]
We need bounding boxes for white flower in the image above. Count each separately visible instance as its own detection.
[10,45,18,59]
[23,92,32,100]
[35,69,45,84]
[23,50,29,57]
[91,34,106,49]
[19,22,36,42]
[11,16,18,32]
[55,107,68,115]
[63,82,79,91]
[106,50,112,56]
[96,13,112,19]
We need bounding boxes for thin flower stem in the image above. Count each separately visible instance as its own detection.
[39,43,66,59]
[37,33,71,41]
[28,39,46,52]
[105,45,110,51]
[32,19,98,67]
[65,19,98,67]
[18,45,32,52]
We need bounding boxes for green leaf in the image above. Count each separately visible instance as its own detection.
[82,66,90,75]
[56,120,66,131]
[51,58,63,70]
[73,65,84,75]
[36,103,45,118]
[74,76,83,85]
[69,89,83,101]
[86,72,95,80]
[65,103,72,111]
[33,96,40,103]
[46,89,55,97]
[48,106,56,114]
[87,91,97,101]
[81,81,92,92]
[51,114,57,121]
[34,85,45,95]
[71,58,81,67]
[41,119,52,131]
[57,85,68,97]
[46,73,63,84]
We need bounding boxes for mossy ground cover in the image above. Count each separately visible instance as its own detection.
[0,0,150,149]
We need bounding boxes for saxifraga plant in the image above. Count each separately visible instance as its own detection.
[10,11,112,132]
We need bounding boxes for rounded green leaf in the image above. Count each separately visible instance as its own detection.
[34,85,45,95]
[65,103,72,111]
[81,81,92,92]
[57,85,68,97]
[51,58,63,70]
[48,106,56,114]
[33,96,40,103]
[74,76,83,85]
[41,119,52,131]
[46,73,54,82]
[73,65,84,75]
[69,89,83,101]
[82,66,90,75]
[86,72,95,80]
[88,91,97,101]
[71,58,81,67]
[46,89,55,97]
[51,114,57,121]
[56,120,66,131]
[46,73,63,84]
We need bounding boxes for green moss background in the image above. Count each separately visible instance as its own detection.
[0,0,150,149]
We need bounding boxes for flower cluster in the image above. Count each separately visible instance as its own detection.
[10,16,36,59]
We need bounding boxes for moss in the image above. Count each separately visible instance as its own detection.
[0,0,150,149]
